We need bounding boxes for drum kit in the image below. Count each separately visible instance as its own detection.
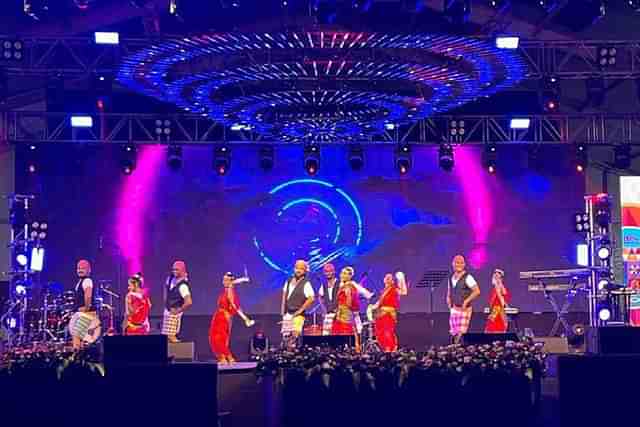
[1,281,119,348]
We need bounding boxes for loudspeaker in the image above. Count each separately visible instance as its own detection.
[462,332,519,345]
[587,326,640,354]
[103,334,168,368]
[169,341,195,362]
[302,335,355,348]
[533,337,569,354]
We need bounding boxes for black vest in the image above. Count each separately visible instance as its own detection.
[450,272,473,307]
[166,277,189,310]
[285,276,310,314]
[321,279,340,313]
[74,276,97,311]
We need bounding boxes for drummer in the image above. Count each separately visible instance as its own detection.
[70,259,98,350]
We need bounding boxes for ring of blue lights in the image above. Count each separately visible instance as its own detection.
[253,179,363,273]
[119,31,527,141]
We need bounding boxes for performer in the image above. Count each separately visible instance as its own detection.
[629,278,640,327]
[331,267,360,349]
[318,263,339,335]
[372,272,408,352]
[70,259,98,350]
[208,272,255,364]
[281,260,315,338]
[124,273,151,335]
[484,269,510,333]
[446,254,481,344]
[162,260,193,343]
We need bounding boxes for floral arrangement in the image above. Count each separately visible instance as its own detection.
[0,343,104,380]
[256,339,546,389]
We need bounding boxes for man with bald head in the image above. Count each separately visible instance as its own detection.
[70,259,97,349]
[162,260,193,342]
[318,263,339,335]
[447,254,480,343]
[281,260,315,339]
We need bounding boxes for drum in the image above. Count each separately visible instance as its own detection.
[303,324,322,336]
[25,309,41,332]
[68,312,101,344]
[62,291,76,311]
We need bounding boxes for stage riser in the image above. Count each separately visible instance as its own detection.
[148,312,589,361]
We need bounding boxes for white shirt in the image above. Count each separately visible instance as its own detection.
[169,278,191,298]
[283,278,315,299]
[76,277,93,291]
[451,273,478,289]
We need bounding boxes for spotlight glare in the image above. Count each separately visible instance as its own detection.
[510,118,530,129]
[439,144,454,172]
[94,32,120,45]
[495,36,519,50]
[70,116,93,128]
[597,245,611,260]
[598,307,611,322]
[16,254,28,267]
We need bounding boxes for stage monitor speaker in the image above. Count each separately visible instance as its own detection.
[103,334,168,368]
[462,333,519,345]
[587,326,640,354]
[302,335,354,348]
[169,341,194,362]
[533,337,569,354]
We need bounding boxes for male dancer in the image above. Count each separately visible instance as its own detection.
[446,254,480,344]
[70,259,97,350]
[281,260,315,339]
[162,260,193,343]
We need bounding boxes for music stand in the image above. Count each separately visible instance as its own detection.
[417,270,449,327]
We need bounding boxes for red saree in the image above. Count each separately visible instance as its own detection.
[375,286,399,352]
[484,287,511,333]
[209,288,239,361]
[124,291,151,335]
[331,283,358,335]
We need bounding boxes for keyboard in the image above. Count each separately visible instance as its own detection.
[519,268,594,280]
[483,307,520,315]
[527,283,572,292]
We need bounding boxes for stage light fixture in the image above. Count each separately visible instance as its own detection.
[597,304,611,322]
[482,143,497,173]
[16,254,28,267]
[70,116,93,128]
[630,0,640,12]
[94,32,119,45]
[540,76,561,112]
[538,0,559,12]
[220,0,241,8]
[73,0,95,10]
[1,39,24,61]
[348,144,364,171]
[120,144,137,175]
[167,144,182,170]
[594,193,610,229]
[597,46,617,68]
[304,145,320,175]
[15,284,27,296]
[495,36,519,50]
[214,145,231,175]
[26,144,39,174]
[259,145,274,171]
[449,120,465,141]
[444,0,472,25]
[574,213,590,232]
[577,243,589,266]
[384,123,396,131]
[395,143,411,174]
[30,247,44,272]
[614,144,631,169]
[575,143,587,173]
[155,119,172,140]
[439,144,454,172]
[509,118,530,130]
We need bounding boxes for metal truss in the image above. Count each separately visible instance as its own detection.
[4,111,640,145]
[1,36,640,80]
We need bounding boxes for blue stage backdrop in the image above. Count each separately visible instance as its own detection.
[16,143,585,315]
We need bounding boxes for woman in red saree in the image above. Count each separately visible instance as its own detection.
[124,274,151,335]
[484,269,510,333]
[209,273,254,363]
[373,272,408,352]
[331,267,360,349]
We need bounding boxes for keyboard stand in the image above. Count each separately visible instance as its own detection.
[541,278,579,337]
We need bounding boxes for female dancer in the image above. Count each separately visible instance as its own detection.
[209,272,255,363]
[124,273,151,335]
[372,272,408,352]
[484,269,511,333]
[331,267,360,348]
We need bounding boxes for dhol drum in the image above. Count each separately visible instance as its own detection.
[68,312,102,344]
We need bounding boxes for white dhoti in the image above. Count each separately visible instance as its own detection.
[322,313,335,336]
[162,310,183,336]
[69,312,100,343]
[354,312,363,334]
